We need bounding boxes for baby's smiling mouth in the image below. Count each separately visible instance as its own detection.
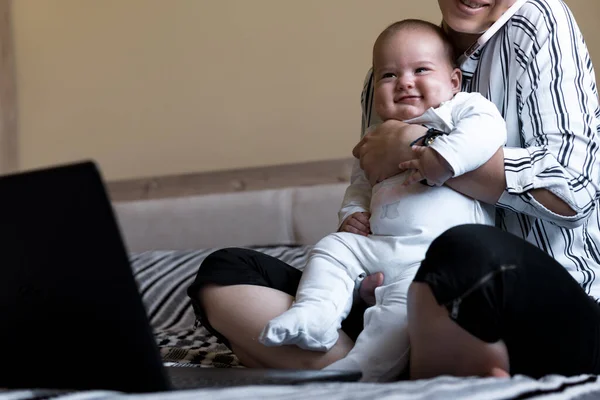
[395,95,422,103]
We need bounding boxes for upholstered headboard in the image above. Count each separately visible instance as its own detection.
[113,183,347,252]
[108,158,352,252]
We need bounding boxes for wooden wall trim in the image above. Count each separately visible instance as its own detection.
[107,158,354,202]
[0,0,17,173]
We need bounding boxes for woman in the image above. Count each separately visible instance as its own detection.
[188,0,600,378]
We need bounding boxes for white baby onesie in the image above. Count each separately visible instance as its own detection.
[259,92,506,382]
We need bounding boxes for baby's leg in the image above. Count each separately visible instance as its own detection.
[259,233,366,351]
[325,265,418,382]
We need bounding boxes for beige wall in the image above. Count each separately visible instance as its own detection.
[12,0,600,181]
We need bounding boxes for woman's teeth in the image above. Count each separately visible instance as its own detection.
[460,0,486,9]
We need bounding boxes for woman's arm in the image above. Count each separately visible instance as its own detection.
[399,5,598,225]
[446,148,576,217]
[483,2,600,228]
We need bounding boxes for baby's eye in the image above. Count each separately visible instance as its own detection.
[381,72,397,79]
[415,67,429,74]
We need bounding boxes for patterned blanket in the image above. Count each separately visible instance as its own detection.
[157,328,240,368]
[133,246,312,369]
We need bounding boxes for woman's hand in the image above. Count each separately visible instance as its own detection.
[352,121,428,186]
[399,145,454,187]
[358,272,384,307]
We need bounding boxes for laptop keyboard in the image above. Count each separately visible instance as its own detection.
[169,374,301,389]
[166,367,361,390]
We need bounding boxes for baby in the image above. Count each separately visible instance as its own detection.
[259,19,507,382]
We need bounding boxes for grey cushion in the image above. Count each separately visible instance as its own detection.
[113,183,346,252]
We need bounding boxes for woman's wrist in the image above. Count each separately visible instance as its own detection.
[445,148,507,204]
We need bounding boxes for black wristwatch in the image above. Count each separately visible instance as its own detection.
[409,127,448,147]
[409,127,448,187]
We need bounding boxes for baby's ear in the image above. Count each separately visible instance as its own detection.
[451,67,462,94]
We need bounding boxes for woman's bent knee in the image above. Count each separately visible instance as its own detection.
[415,224,511,299]
[427,224,498,262]
[197,283,222,312]
[407,282,510,379]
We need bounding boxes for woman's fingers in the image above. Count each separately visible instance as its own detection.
[403,170,424,186]
[359,272,385,307]
[357,122,428,186]
[411,145,428,154]
[398,159,418,172]
[399,146,427,173]
[352,133,371,158]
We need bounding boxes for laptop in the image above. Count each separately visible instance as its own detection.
[0,161,361,393]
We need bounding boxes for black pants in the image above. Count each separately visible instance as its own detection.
[187,246,368,344]
[187,224,600,378]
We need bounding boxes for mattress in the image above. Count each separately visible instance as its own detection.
[1,245,599,399]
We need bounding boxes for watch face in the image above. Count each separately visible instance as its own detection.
[424,128,447,146]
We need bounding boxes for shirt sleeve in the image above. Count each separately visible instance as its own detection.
[497,3,600,228]
[338,159,371,227]
[338,70,375,227]
[429,93,507,177]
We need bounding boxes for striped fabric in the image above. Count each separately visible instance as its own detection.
[2,246,600,399]
[132,246,312,371]
[361,0,600,299]
[130,245,311,332]
[3,375,600,400]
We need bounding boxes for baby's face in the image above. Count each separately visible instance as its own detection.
[373,29,461,121]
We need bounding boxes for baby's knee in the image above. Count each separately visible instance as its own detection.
[314,232,353,250]
[310,233,366,279]
[311,233,359,261]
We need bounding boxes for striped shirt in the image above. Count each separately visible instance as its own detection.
[360,0,600,299]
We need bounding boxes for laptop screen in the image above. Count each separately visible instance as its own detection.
[0,161,170,392]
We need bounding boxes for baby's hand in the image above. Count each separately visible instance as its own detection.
[339,212,371,236]
[398,146,453,187]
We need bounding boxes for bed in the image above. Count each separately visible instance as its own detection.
[1,168,599,399]
[2,246,600,400]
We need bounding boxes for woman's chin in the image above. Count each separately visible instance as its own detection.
[444,18,489,35]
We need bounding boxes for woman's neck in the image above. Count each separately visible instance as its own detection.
[442,22,481,56]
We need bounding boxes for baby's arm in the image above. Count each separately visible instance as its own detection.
[428,92,507,178]
[338,158,372,229]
